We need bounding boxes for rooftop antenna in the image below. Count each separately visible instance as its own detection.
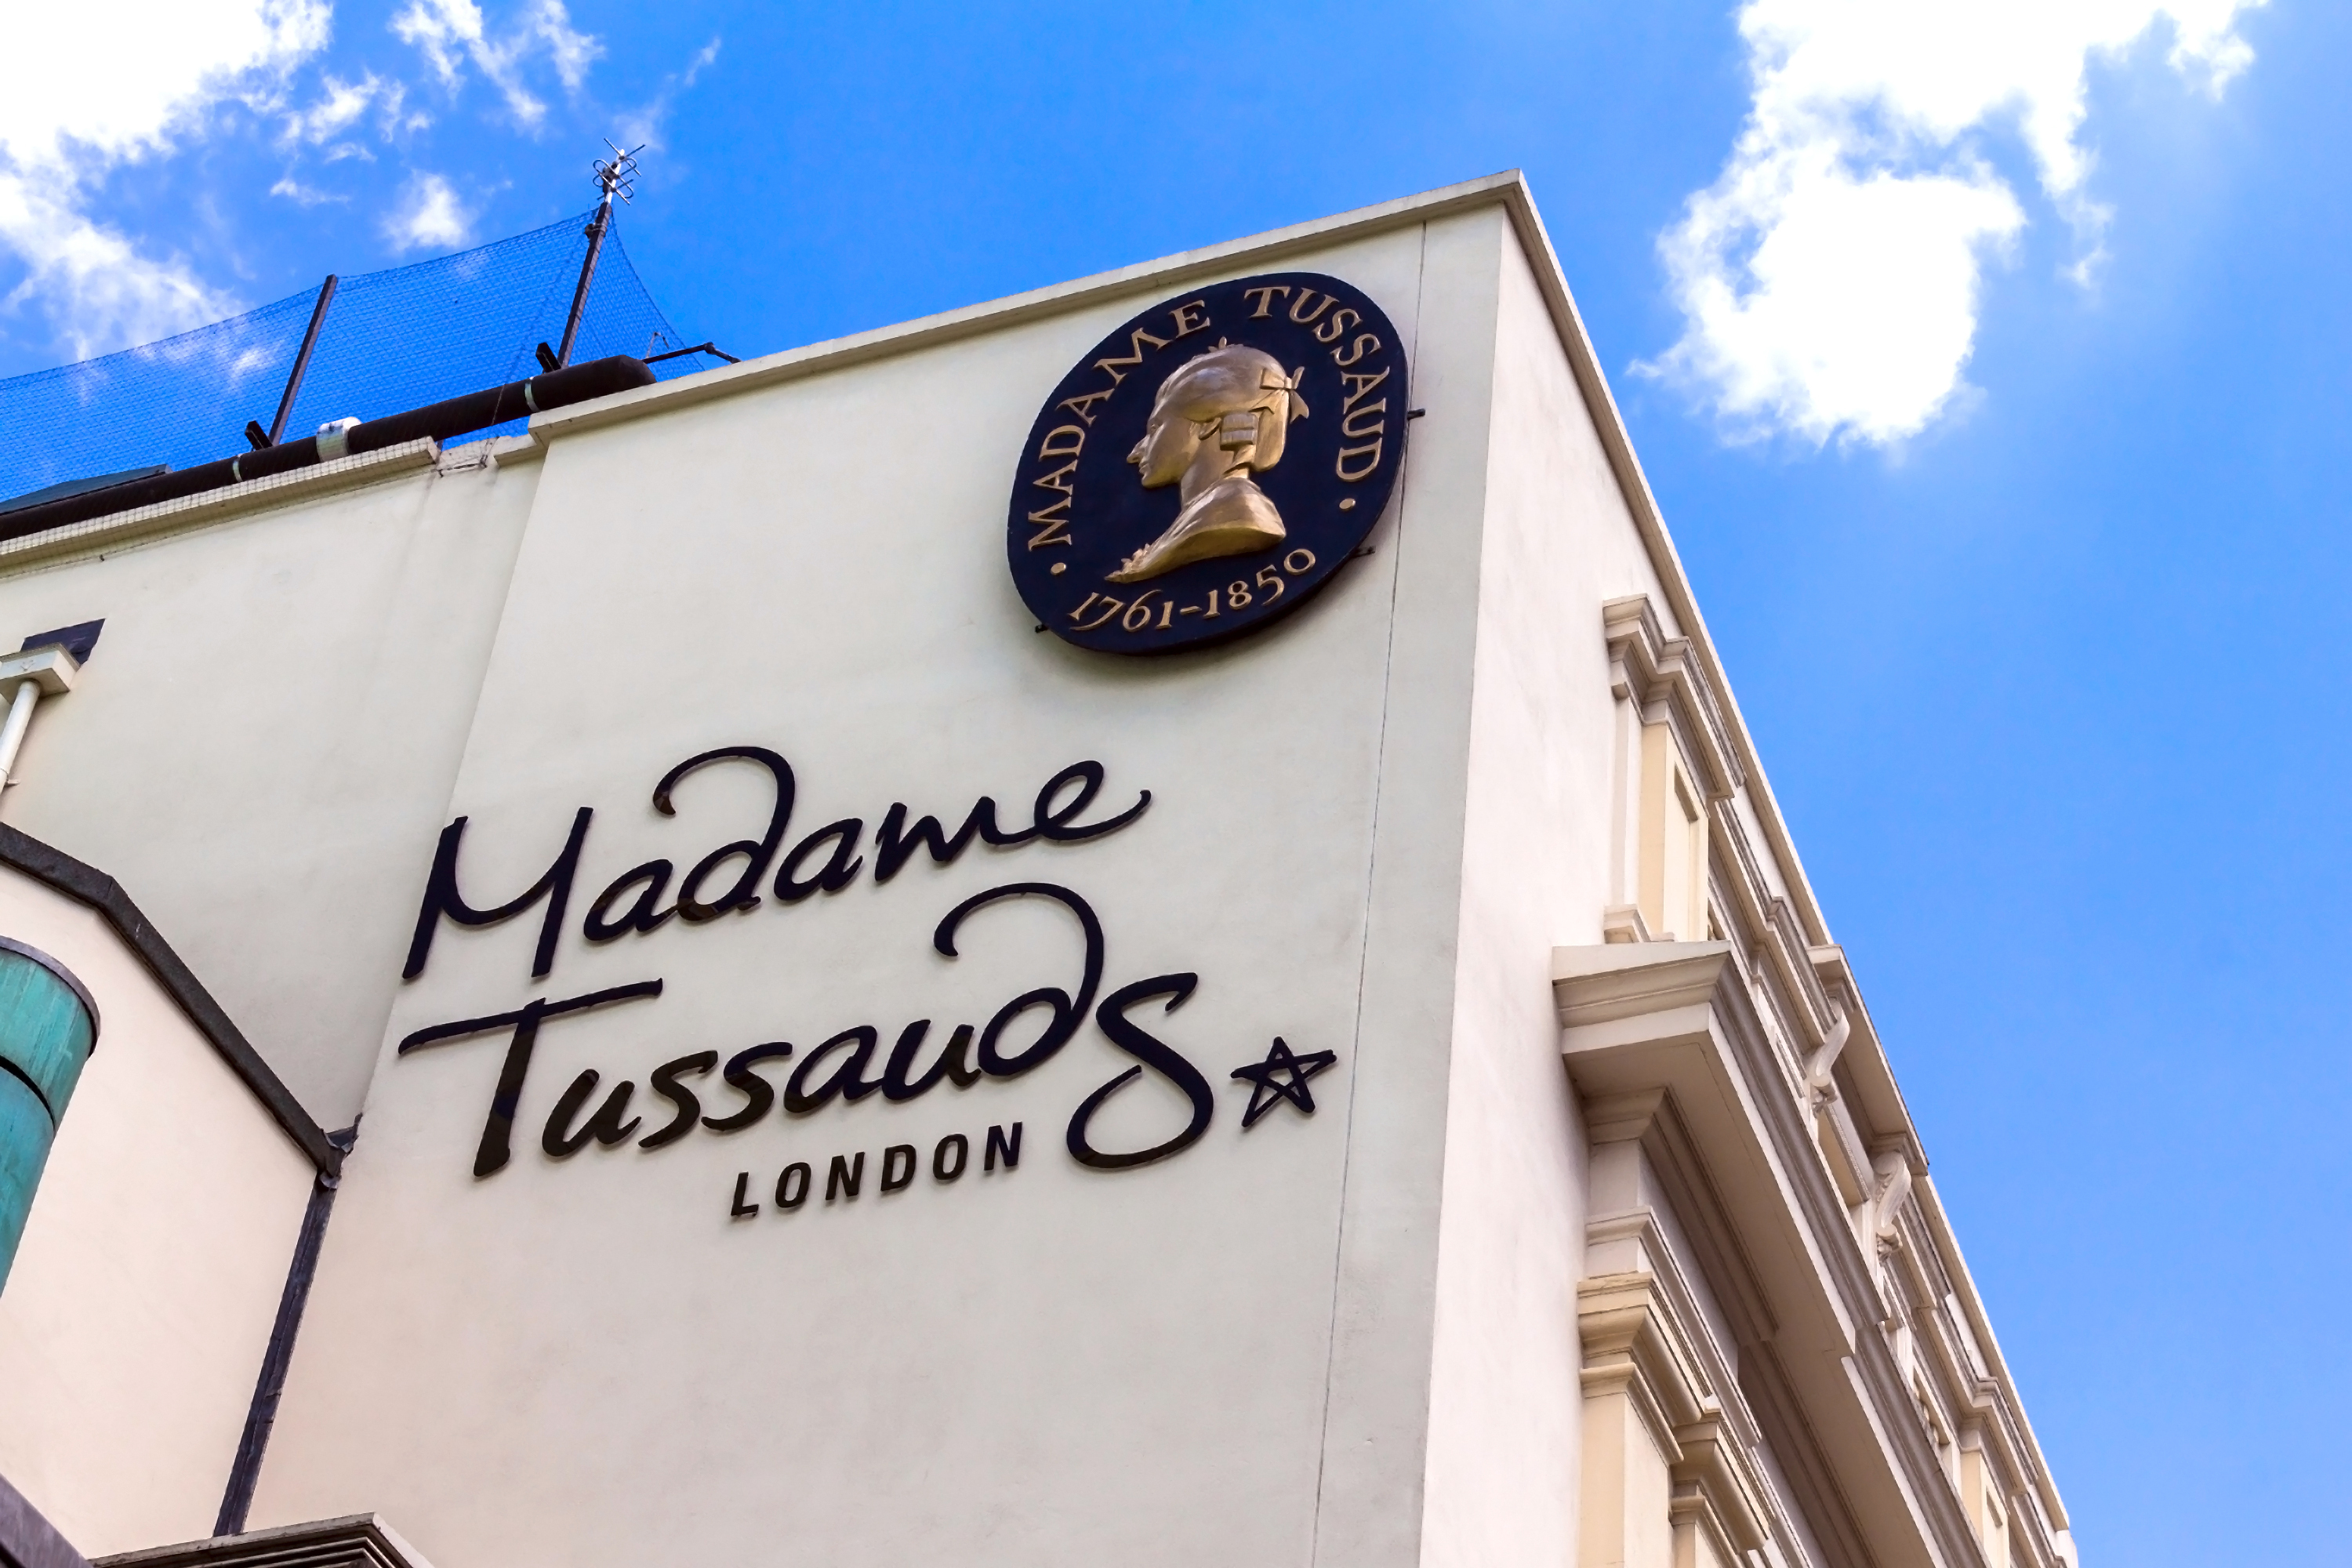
[541,141,641,372]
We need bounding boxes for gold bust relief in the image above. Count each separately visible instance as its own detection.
[1109,342,1308,584]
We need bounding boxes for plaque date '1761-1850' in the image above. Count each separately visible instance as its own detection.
[1006,273,1409,654]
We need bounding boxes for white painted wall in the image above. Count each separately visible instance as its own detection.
[0,869,316,1556]
[1417,223,1697,1566]
[1299,205,1517,1568]
[252,220,1483,1568]
[0,446,542,1126]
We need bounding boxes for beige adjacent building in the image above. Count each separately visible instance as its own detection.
[0,173,2072,1568]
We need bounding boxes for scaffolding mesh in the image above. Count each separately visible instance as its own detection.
[0,210,702,506]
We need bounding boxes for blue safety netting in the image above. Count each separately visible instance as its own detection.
[0,210,708,507]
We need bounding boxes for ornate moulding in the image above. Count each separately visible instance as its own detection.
[1602,594,1742,806]
[1553,940,2067,1568]
[93,1514,430,1568]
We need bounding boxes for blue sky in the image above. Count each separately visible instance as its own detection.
[2,2,2344,1560]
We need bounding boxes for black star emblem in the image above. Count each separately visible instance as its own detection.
[1231,1037,1338,1129]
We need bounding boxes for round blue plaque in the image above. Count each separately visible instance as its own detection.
[1007,272,1409,655]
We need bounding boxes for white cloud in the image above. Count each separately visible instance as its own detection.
[615,38,721,151]
[394,0,495,95]
[270,175,349,205]
[383,171,473,251]
[535,0,604,91]
[392,0,601,129]
[1646,0,2264,447]
[282,73,383,146]
[0,0,328,167]
[0,181,241,361]
[0,0,328,359]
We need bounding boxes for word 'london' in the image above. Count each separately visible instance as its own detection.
[725,1122,1028,1225]
[394,746,1335,1198]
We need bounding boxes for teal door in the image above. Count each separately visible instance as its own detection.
[0,939,97,1291]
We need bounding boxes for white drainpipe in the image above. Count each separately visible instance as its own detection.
[0,645,82,811]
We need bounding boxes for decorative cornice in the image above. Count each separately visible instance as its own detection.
[1708,812,1837,1059]
[1583,1205,1763,1454]
[1602,595,1743,802]
[1556,940,1992,1568]
[1551,941,1733,1031]
[93,1515,430,1568]
[1582,1084,1776,1352]
[1577,1271,1772,1560]
[1740,1340,1878,1568]
[1689,807,2066,1551]
[1806,944,1924,1174]
[1600,903,1655,946]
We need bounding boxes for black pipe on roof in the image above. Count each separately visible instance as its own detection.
[0,354,657,546]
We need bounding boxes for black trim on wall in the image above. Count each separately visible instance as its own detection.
[212,1123,354,1538]
[0,1467,89,1568]
[0,824,339,1176]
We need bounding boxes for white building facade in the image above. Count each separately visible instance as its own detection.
[0,175,2072,1568]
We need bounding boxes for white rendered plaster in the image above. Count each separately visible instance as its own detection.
[0,869,315,1555]
[254,221,1472,1568]
[0,456,541,1124]
[1417,227,1700,1566]
[1298,208,1504,1568]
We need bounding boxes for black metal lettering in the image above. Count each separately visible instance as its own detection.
[784,1026,885,1113]
[880,1019,980,1102]
[776,1162,811,1209]
[730,1171,759,1218]
[398,979,662,1177]
[639,1050,717,1149]
[1032,761,1150,841]
[541,1069,643,1158]
[826,1152,866,1201]
[985,1122,1023,1171]
[880,1144,917,1192]
[658,746,797,921]
[934,1133,969,1182]
[701,1042,792,1132]
[1067,973,1215,1171]
[402,806,593,980]
[932,884,1104,1077]
[773,819,865,902]
[873,797,1031,883]
[582,859,675,942]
